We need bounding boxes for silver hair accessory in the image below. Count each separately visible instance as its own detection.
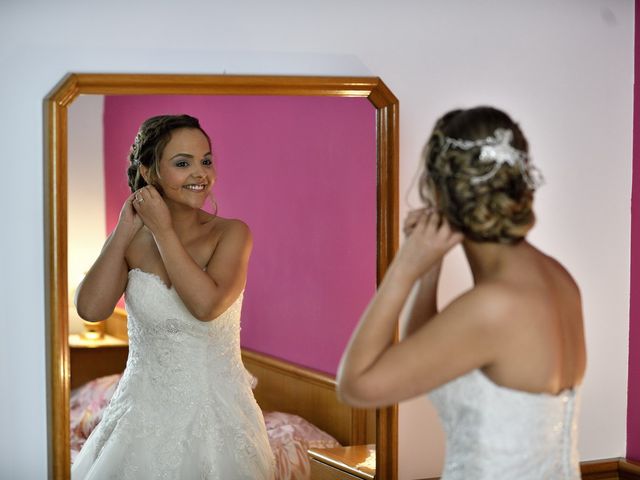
[131,132,144,165]
[440,128,544,189]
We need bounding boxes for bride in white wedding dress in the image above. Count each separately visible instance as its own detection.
[338,106,586,479]
[72,114,275,480]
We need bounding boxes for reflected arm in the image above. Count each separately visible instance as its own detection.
[74,228,132,322]
[152,220,252,322]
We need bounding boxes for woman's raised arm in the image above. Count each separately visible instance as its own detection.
[75,194,142,322]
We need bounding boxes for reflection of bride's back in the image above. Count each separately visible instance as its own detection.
[71,269,275,480]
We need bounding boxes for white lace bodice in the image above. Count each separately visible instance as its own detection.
[123,268,252,397]
[429,369,580,480]
[71,269,275,480]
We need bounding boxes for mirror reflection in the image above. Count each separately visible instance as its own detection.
[66,93,378,479]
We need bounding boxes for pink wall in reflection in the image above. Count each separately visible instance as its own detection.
[103,94,376,375]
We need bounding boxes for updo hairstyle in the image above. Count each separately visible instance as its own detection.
[127,114,211,193]
[421,106,536,244]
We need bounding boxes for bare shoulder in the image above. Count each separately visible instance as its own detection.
[423,281,532,370]
[214,217,252,242]
[450,281,522,328]
[196,209,250,240]
[544,253,581,295]
[205,217,253,260]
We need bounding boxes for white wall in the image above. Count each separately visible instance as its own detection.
[0,1,633,478]
[67,95,105,334]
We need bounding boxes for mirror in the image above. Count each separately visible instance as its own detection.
[45,74,398,479]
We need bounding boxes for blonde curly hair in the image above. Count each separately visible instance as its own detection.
[421,107,536,244]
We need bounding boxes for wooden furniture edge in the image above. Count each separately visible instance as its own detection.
[621,458,640,475]
[308,445,376,480]
[581,457,640,479]
[414,458,640,480]
[47,72,389,98]
[242,348,337,387]
[241,348,375,446]
[45,85,70,480]
[374,74,399,480]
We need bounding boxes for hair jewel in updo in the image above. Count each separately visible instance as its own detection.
[130,132,145,165]
[440,128,544,190]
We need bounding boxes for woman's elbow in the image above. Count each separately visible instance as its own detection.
[194,312,216,322]
[74,288,111,322]
[336,376,381,409]
[75,302,111,323]
[192,293,240,322]
[192,303,225,322]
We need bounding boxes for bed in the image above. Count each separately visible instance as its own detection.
[69,312,376,480]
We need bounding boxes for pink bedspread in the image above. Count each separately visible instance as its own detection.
[70,374,340,479]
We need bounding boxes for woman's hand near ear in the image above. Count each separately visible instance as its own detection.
[132,186,172,235]
[396,211,463,282]
[403,207,434,237]
[116,192,144,240]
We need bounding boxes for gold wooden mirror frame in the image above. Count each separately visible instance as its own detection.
[45,73,399,479]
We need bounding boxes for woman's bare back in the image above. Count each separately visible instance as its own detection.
[481,242,586,394]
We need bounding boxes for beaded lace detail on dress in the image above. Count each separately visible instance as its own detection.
[429,369,581,480]
[71,269,275,480]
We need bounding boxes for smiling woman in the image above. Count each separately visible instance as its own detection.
[128,116,215,197]
[45,73,399,480]
[71,113,276,479]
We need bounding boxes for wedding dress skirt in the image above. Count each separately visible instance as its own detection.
[72,269,275,480]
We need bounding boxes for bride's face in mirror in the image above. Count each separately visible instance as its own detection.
[141,128,215,209]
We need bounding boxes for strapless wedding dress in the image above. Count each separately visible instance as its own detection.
[429,369,580,479]
[72,269,275,480]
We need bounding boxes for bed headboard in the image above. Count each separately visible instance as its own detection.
[241,348,376,446]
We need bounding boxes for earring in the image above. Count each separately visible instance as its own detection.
[207,192,218,216]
